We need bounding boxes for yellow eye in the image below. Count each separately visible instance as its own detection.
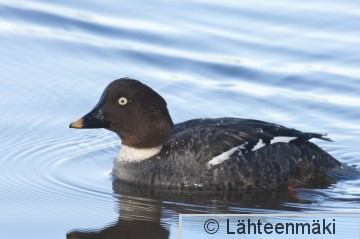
[118,97,128,105]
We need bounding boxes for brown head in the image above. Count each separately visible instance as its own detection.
[70,78,174,149]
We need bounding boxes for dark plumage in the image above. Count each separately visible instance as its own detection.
[70,78,359,190]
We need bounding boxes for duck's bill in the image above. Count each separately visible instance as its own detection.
[69,109,110,129]
[69,118,84,128]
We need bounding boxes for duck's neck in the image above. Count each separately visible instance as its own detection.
[116,113,174,149]
[117,144,162,162]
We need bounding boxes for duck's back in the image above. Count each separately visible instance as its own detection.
[113,118,355,190]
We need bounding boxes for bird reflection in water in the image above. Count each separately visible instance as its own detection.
[67,177,335,239]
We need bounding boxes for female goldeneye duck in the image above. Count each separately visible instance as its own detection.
[69,78,357,190]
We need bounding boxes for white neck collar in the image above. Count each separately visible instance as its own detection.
[117,144,162,162]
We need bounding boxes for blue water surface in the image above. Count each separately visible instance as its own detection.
[0,0,359,238]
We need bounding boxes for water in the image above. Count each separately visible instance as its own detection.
[0,0,360,238]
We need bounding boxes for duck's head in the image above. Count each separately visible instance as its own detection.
[70,78,174,149]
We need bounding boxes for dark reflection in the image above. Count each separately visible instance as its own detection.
[67,178,334,239]
[67,220,168,239]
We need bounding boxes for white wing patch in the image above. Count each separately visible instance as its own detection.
[208,136,298,166]
[253,136,297,151]
[208,144,245,166]
[252,139,266,151]
[270,136,297,144]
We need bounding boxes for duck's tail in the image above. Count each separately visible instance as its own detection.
[300,141,360,180]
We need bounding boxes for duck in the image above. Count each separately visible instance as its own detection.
[69,78,357,190]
